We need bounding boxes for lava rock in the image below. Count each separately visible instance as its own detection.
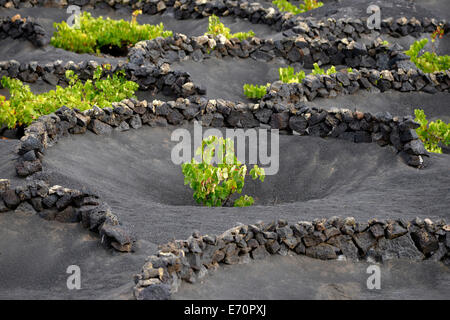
[270,112,290,129]
[403,140,427,155]
[294,242,306,254]
[134,283,171,300]
[14,201,36,215]
[305,243,338,260]
[2,189,20,209]
[369,224,385,239]
[409,226,439,255]
[289,116,308,134]
[385,221,408,239]
[324,227,341,239]
[352,231,377,255]
[16,159,42,177]
[79,203,112,231]
[55,206,80,223]
[18,135,43,155]
[250,245,270,260]
[30,197,43,212]
[303,231,326,247]
[88,120,113,135]
[0,179,10,192]
[254,108,272,123]
[373,234,424,261]
[42,194,58,208]
[265,239,281,254]
[332,235,359,260]
[100,223,134,252]
[430,243,447,262]
[56,194,72,211]
[0,195,9,212]
[129,114,143,129]
[167,109,184,125]
[227,110,259,128]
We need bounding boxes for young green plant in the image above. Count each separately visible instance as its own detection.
[51,10,172,54]
[414,109,449,153]
[181,136,265,207]
[279,66,306,83]
[405,26,450,73]
[205,14,255,41]
[311,63,337,75]
[243,64,341,100]
[272,0,323,14]
[243,83,269,99]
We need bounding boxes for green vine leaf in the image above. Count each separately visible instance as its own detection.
[181,136,265,207]
[414,109,450,153]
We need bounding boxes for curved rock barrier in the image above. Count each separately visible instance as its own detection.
[0,178,135,252]
[0,59,203,96]
[284,16,448,39]
[14,96,428,179]
[1,33,448,100]
[0,15,47,47]
[264,67,449,102]
[133,217,449,300]
[128,34,450,96]
[130,33,410,71]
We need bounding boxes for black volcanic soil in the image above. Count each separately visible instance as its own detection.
[173,254,450,299]
[1,125,449,300]
[0,0,449,300]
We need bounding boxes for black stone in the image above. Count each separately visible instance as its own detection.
[373,235,424,261]
[369,224,385,239]
[352,231,377,255]
[269,112,289,129]
[254,109,273,124]
[135,284,171,300]
[167,109,184,125]
[227,110,259,128]
[2,189,20,209]
[42,194,58,208]
[265,239,281,254]
[100,222,134,247]
[303,231,326,247]
[16,159,42,177]
[88,119,112,135]
[55,206,80,223]
[289,116,308,134]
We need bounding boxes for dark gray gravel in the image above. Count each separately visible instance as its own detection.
[0,210,155,300]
